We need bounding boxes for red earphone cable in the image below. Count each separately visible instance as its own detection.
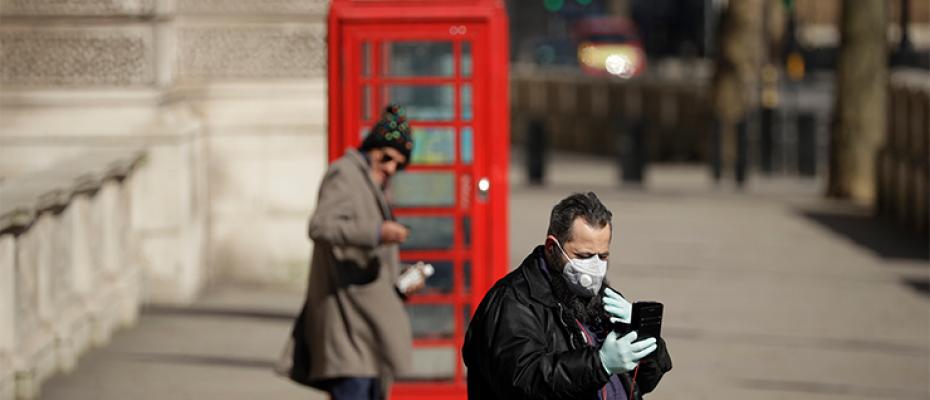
[628,364,640,399]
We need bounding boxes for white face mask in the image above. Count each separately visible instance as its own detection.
[553,239,607,297]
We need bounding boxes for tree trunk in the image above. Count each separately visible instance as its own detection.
[711,0,764,182]
[829,0,888,202]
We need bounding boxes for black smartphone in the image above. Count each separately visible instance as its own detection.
[631,301,663,340]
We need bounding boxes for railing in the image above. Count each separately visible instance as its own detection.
[0,150,145,400]
[510,65,712,161]
[878,69,930,236]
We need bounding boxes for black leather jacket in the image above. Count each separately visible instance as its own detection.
[463,246,672,400]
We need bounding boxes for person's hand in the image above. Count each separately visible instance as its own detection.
[603,288,632,324]
[598,331,657,375]
[402,274,425,295]
[396,262,430,295]
[380,221,409,244]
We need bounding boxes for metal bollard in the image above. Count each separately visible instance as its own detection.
[526,118,547,186]
[759,106,778,174]
[797,113,817,177]
[618,118,646,184]
[711,118,722,182]
[736,116,749,187]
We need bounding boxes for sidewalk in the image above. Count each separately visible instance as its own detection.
[43,285,316,400]
[44,155,929,400]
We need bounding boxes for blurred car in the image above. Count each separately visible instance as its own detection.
[572,16,647,78]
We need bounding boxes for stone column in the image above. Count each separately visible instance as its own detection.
[13,216,54,400]
[98,178,137,329]
[115,174,141,327]
[66,194,97,357]
[90,181,126,344]
[0,234,15,400]
[46,206,80,374]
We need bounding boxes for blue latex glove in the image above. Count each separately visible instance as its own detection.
[603,288,632,324]
[598,331,657,374]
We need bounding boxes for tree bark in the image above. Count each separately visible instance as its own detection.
[711,0,764,182]
[829,0,888,202]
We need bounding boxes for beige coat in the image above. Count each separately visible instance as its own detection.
[301,149,412,384]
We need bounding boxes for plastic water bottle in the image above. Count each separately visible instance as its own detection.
[396,262,434,293]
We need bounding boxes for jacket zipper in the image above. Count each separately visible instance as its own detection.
[556,303,580,350]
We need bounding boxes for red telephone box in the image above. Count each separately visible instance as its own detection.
[327,1,509,398]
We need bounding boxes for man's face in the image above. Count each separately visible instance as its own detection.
[367,147,407,186]
[548,217,611,270]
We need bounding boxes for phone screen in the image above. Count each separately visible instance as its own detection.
[631,301,663,339]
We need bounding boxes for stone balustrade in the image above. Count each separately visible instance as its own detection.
[878,69,930,237]
[0,150,145,400]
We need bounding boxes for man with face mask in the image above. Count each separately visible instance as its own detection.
[463,192,672,399]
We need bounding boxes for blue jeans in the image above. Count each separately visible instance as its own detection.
[316,377,382,400]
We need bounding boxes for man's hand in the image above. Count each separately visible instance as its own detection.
[603,288,632,324]
[380,221,409,244]
[598,331,657,374]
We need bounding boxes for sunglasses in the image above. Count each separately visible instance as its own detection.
[380,153,407,171]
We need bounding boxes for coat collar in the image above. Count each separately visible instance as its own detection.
[520,245,559,306]
[345,148,393,221]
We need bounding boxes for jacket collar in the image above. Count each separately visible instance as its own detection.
[520,245,559,306]
[345,148,393,221]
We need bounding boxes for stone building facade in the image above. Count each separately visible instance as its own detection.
[0,0,331,303]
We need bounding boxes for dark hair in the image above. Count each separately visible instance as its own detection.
[547,192,612,244]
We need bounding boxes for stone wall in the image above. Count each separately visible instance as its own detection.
[0,150,145,400]
[0,0,330,302]
[172,0,328,286]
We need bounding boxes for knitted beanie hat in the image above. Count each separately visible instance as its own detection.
[359,104,414,162]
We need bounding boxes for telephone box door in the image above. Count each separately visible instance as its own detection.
[332,18,506,399]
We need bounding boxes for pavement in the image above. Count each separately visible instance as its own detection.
[43,152,930,400]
